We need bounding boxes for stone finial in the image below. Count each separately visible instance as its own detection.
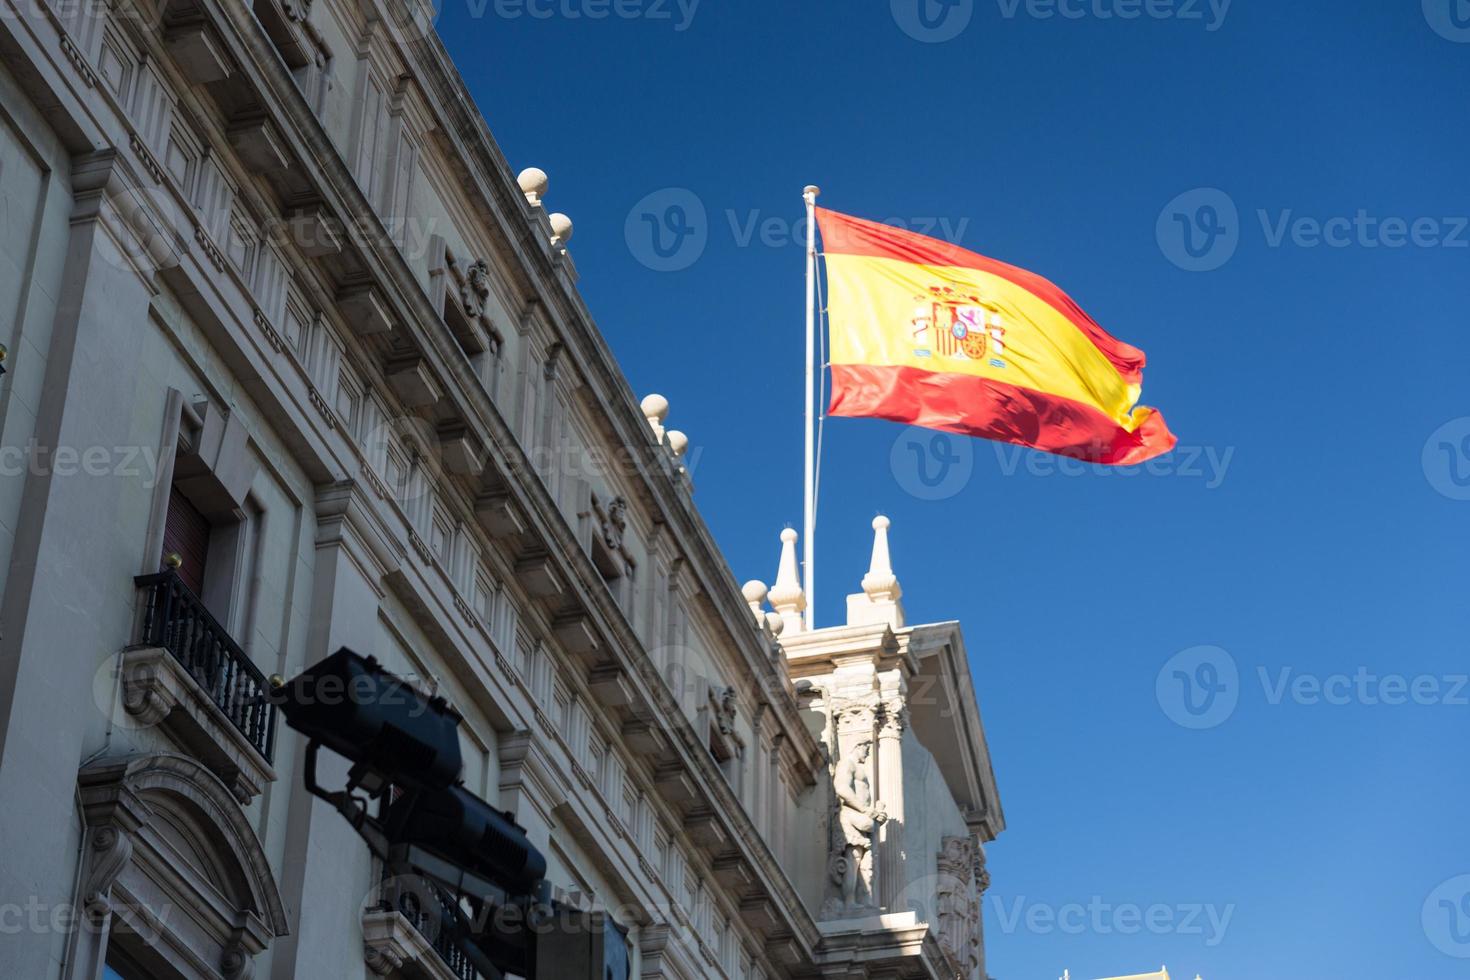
[641,393,669,440]
[768,528,807,635]
[764,611,785,636]
[861,515,900,602]
[847,515,905,629]
[742,580,768,625]
[666,430,688,459]
[517,167,548,205]
[549,212,573,247]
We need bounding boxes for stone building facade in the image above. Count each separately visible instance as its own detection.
[0,1,1004,977]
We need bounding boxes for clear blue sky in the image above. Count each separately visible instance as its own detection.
[438,2,1470,977]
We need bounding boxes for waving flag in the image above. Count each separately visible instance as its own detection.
[816,207,1176,465]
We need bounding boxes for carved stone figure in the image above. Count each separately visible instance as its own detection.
[831,740,886,912]
[457,257,490,319]
[715,685,737,735]
[936,835,984,978]
[602,495,628,552]
[282,0,312,22]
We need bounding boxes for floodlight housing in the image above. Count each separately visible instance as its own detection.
[273,647,463,792]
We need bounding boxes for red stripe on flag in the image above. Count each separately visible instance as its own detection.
[829,363,1177,466]
[816,208,1148,385]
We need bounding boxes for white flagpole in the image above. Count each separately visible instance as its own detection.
[803,184,820,631]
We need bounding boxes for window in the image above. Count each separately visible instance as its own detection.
[384,441,409,503]
[475,571,496,631]
[162,484,210,595]
[281,291,313,364]
[225,209,257,277]
[104,954,150,980]
[552,684,570,731]
[80,754,288,980]
[159,479,262,635]
[588,737,606,793]
[498,594,519,654]
[335,364,362,436]
[429,506,452,567]
[158,401,263,633]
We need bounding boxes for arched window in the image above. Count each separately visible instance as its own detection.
[71,753,288,980]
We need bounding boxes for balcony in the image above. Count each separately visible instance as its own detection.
[125,570,278,803]
[363,875,478,980]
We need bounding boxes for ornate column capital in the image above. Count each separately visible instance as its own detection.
[831,696,880,738]
[877,700,908,740]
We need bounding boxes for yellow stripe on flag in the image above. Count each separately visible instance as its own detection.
[825,254,1142,427]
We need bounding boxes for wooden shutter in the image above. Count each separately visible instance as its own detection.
[162,486,210,595]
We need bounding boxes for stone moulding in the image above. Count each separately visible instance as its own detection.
[119,646,277,804]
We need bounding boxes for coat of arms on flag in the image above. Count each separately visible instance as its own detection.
[816,206,1176,466]
[910,285,1008,367]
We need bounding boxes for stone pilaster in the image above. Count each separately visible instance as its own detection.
[876,699,908,910]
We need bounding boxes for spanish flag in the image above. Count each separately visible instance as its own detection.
[817,208,1176,465]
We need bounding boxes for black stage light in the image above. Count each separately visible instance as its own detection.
[385,783,548,899]
[272,647,464,793]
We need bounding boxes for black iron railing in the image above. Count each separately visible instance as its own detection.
[380,874,478,980]
[134,570,278,763]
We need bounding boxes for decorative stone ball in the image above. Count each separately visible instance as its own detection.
[742,580,768,604]
[548,212,573,243]
[517,167,548,198]
[666,430,688,458]
[640,393,669,422]
[781,527,798,544]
